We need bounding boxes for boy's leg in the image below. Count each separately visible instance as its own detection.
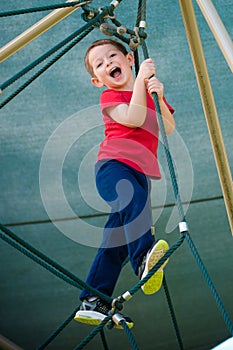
[80,160,131,300]
[80,159,168,300]
[118,166,169,294]
[77,201,132,328]
[79,219,128,300]
[76,160,168,327]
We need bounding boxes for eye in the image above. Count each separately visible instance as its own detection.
[96,62,102,68]
[110,53,116,58]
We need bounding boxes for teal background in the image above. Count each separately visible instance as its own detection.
[0,1,233,349]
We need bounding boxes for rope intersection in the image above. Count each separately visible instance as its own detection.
[1,1,233,349]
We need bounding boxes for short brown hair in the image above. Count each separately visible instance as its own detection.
[85,39,129,77]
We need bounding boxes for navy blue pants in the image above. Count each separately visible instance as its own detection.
[80,160,154,300]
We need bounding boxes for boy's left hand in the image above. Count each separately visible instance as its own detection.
[145,76,164,99]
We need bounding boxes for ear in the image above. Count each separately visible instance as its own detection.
[91,77,104,88]
[126,52,134,67]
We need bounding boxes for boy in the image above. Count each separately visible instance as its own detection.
[74,39,175,329]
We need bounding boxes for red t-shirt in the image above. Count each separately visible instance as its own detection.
[97,89,175,179]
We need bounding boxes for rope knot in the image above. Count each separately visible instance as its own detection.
[117,25,127,35]
[129,26,146,51]
[129,37,140,51]
[100,22,115,36]
[101,5,115,19]
[111,296,124,314]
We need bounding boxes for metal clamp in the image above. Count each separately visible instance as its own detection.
[179,221,188,233]
[122,291,132,301]
[139,20,146,29]
[110,0,120,8]
[111,296,123,314]
[112,313,126,326]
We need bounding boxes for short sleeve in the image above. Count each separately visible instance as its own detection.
[163,96,175,115]
[100,89,129,114]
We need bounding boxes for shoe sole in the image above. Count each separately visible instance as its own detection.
[74,311,134,330]
[141,239,169,295]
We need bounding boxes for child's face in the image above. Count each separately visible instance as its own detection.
[88,44,134,90]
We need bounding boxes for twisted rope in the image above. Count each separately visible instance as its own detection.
[0,26,93,93]
[0,2,90,17]
[0,223,112,304]
[140,37,233,337]
[100,330,110,350]
[73,316,112,350]
[0,10,108,109]
[163,276,184,350]
[1,24,94,91]
[36,305,80,350]
[1,2,186,350]
[120,321,140,350]
[185,233,233,336]
[127,234,186,298]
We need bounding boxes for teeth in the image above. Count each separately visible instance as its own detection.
[110,67,120,77]
[110,67,118,73]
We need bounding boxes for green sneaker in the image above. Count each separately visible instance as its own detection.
[74,298,134,329]
[138,240,169,295]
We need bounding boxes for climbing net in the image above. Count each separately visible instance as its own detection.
[0,1,233,349]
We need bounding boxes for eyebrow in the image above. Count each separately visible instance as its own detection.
[90,47,120,70]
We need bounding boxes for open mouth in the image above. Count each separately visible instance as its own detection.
[110,67,121,78]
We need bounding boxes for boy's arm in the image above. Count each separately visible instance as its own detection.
[106,58,175,134]
[107,79,175,134]
[106,59,155,128]
[106,79,147,128]
[158,97,175,135]
[146,76,175,135]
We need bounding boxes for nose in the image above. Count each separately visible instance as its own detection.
[106,58,113,67]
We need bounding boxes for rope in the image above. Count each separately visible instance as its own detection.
[73,316,112,350]
[36,305,80,350]
[140,37,233,337]
[126,234,186,298]
[120,322,140,350]
[100,330,110,350]
[0,2,90,17]
[0,223,112,305]
[133,49,140,76]
[163,275,184,350]
[0,10,108,109]
[0,1,148,108]
[1,24,95,91]
[0,28,93,92]
[185,233,233,336]
[0,219,186,349]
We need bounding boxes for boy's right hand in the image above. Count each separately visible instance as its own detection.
[137,58,156,82]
